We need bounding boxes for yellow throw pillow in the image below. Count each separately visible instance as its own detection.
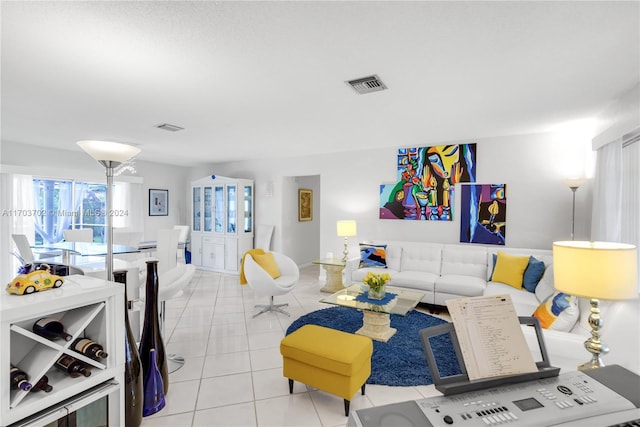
[491,251,530,289]
[253,252,281,279]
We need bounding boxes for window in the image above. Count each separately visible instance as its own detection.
[32,178,106,244]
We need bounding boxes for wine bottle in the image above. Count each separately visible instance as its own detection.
[54,355,91,378]
[32,318,72,341]
[139,260,168,395]
[72,337,108,360]
[30,375,53,393]
[10,365,33,391]
[114,269,143,427]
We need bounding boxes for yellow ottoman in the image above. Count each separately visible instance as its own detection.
[280,324,373,416]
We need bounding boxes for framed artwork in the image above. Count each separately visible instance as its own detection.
[298,189,313,221]
[149,189,169,216]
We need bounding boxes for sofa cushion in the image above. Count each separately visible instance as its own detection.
[392,270,438,292]
[533,291,579,331]
[484,282,541,315]
[359,243,388,268]
[522,256,545,293]
[441,245,487,279]
[535,265,555,303]
[491,251,530,289]
[399,243,442,275]
[489,253,545,293]
[435,274,486,299]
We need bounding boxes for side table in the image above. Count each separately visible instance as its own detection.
[313,258,346,293]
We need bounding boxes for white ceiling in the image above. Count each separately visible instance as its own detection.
[2,1,638,167]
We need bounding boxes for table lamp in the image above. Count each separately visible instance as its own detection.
[553,241,638,370]
[336,220,357,263]
[77,140,141,281]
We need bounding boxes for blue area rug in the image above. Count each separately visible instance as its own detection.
[286,306,462,387]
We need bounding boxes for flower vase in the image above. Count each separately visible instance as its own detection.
[139,260,169,400]
[368,285,386,300]
[142,349,166,416]
[113,270,143,427]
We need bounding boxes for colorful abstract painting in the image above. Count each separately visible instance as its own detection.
[379,144,477,221]
[459,184,506,245]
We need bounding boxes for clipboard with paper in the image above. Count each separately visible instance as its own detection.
[419,294,560,395]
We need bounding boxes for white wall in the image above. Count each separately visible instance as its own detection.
[202,131,594,264]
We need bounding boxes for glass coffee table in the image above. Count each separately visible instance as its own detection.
[320,284,425,342]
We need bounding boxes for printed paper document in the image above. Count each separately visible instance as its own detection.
[446,295,538,381]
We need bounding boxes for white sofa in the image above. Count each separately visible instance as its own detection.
[345,241,640,375]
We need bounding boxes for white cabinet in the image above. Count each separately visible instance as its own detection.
[1,275,124,426]
[192,175,254,274]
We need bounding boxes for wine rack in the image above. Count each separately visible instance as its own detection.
[1,275,125,426]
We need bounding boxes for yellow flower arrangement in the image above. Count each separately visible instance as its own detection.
[363,271,391,293]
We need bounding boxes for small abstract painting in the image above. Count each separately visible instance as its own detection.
[380,143,477,221]
[459,184,506,245]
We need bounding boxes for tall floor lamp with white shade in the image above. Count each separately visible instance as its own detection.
[77,140,141,281]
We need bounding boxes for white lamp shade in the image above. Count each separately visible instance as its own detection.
[336,220,357,237]
[562,178,587,190]
[77,140,141,163]
[553,241,638,300]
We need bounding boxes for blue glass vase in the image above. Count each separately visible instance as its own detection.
[142,348,166,416]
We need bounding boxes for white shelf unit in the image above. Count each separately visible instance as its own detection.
[1,275,125,427]
[191,175,254,274]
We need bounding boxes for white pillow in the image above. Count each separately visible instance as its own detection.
[533,291,579,332]
[535,264,555,303]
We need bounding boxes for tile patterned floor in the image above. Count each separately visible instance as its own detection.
[140,265,444,427]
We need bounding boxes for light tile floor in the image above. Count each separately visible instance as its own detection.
[140,265,445,427]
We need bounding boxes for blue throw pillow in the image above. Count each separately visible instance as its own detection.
[490,254,545,293]
[523,256,545,293]
[359,243,388,268]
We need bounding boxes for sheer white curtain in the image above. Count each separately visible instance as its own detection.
[590,140,623,242]
[113,181,144,231]
[622,138,640,273]
[591,133,640,289]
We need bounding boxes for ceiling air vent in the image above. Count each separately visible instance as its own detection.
[346,75,387,94]
[155,123,184,132]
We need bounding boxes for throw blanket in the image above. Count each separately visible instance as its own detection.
[239,248,266,285]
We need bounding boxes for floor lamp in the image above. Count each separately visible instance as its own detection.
[553,241,637,370]
[562,178,587,240]
[77,140,141,281]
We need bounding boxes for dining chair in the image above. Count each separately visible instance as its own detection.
[255,224,275,250]
[11,234,84,276]
[173,225,190,263]
[63,228,94,242]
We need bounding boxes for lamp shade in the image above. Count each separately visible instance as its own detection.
[553,241,638,300]
[336,220,357,237]
[77,140,141,163]
[562,178,587,190]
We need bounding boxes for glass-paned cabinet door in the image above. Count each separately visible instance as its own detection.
[227,185,237,234]
[244,185,253,233]
[214,185,224,233]
[193,187,201,231]
[204,186,213,232]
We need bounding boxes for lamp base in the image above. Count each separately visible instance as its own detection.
[341,236,349,264]
[578,298,610,371]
